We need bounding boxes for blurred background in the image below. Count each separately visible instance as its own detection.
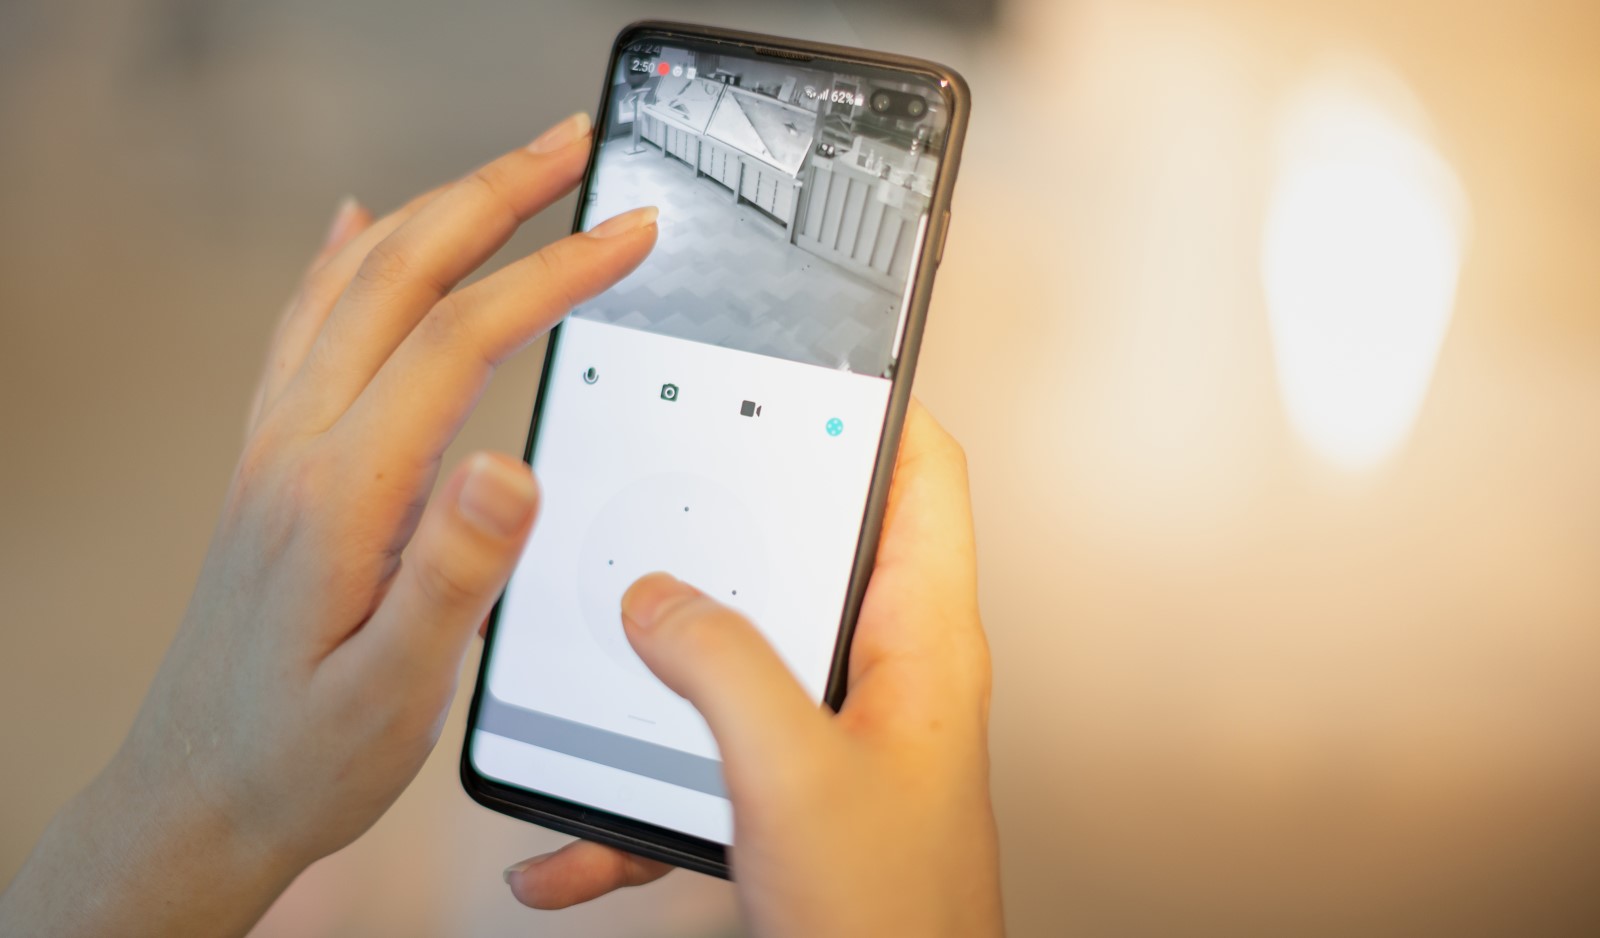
[2,0,1597,935]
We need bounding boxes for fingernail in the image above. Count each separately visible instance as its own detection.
[503,852,555,883]
[527,112,592,154]
[621,573,700,630]
[458,454,537,538]
[321,195,361,251]
[586,205,658,239]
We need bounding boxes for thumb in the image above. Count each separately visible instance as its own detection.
[357,452,538,682]
[621,574,827,785]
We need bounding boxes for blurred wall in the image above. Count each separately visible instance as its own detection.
[2,1,1597,936]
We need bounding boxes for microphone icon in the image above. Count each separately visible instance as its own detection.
[582,366,599,385]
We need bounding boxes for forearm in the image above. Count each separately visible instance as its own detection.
[0,751,301,938]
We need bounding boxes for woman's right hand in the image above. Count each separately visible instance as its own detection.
[504,402,1004,938]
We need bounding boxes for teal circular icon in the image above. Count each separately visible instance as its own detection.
[825,417,844,437]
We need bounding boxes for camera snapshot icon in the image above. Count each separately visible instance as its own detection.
[660,383,679,402]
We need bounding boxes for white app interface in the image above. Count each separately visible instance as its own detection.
[470,38,949,845]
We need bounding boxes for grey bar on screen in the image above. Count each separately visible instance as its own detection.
[477,695,728,799]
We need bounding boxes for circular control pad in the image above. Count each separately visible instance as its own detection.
[578,472,768,676]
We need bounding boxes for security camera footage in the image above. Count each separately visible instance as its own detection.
[575,42,951,378]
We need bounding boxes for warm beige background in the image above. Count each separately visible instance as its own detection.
[2,1,1597,936]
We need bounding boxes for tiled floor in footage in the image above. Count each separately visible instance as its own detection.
[577,140,901,376]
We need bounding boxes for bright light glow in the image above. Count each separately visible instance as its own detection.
[1262,60,1468,470]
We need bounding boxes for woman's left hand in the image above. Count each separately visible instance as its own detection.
[0,112,658,938]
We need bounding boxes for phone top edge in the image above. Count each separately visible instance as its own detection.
[614,19,970,115]
[607,20,972,244]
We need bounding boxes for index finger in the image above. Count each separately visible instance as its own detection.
[274,114,597,433]
[327,206,658,480]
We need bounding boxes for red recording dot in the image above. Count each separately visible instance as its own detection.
[656,60,670,76]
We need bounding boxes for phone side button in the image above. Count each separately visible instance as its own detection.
[933,209,951,266]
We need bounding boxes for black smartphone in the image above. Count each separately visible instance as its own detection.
[461,20,969,879]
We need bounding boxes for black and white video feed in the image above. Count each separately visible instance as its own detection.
[575,43,951,378]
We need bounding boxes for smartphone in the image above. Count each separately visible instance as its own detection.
[461,21,969,878]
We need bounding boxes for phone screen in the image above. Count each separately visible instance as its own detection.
[470,35,954,845]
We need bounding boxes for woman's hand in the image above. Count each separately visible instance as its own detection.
[0,112,658,938]
[504,403,1005,938]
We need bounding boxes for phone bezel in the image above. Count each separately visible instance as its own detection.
[460,19,970,880]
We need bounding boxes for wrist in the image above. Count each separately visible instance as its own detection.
[100,737,307,925]
[0,749,306,938]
